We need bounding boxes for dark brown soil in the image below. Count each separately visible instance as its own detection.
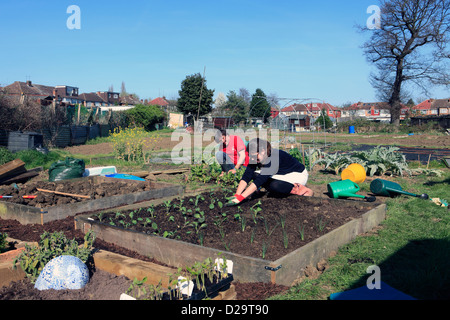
[0,269,131,300]
[0,178,152,208]
[0,214,289,300]
[89,190,373,261]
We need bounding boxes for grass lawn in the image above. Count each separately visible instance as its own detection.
[269,169,450,300]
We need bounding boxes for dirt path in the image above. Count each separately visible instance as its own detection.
[64,133,449,157]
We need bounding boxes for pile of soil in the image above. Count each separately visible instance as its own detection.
[0,215,289,300]
[89,190,373,260]
[0,178,152,208]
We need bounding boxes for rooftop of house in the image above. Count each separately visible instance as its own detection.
[149,97,169,106]
[1,81,54,98]
[79,92,105,103]
[413,98,450,110]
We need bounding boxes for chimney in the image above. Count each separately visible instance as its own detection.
[26,80,32,87]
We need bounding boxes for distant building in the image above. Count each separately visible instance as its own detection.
[413,98,450,116]
[1,80,54,105]
[280,102,340,120]
[119,94,141,106]
[149,97,169,107]
[79,91,120,107]
[341,101,409,122]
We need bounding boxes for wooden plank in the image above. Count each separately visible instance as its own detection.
[93,249,177,287]
[123,168,190,178]
[0,159,26,181]
[36,188,91,199]
[0,170,39,185]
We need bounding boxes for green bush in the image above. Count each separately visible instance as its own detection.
[0,233,8,253]
[0,147,15,165]
[125,104,166,131]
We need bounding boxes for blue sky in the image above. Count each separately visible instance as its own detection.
[0,0,447,107]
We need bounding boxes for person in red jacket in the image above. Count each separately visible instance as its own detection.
[227,138,313,206]
[215,129,249,175]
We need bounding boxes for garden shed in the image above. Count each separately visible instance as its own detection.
[7,131,44,153]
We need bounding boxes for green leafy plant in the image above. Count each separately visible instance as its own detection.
[250,200,262,224]
[13,230,96,283]
[0,233,8,253]
[312,146,411,176]
[127,277,165,300]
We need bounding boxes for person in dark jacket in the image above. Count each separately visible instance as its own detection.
[227,138,313,205]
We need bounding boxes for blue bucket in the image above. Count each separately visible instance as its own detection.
[349,126,355,134]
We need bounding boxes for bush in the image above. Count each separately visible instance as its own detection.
[125,104,166,131]
[109,126,160,163]
[0,233,8,253]
[0,147,15,165]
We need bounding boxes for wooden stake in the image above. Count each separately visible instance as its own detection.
[36,188,91,199]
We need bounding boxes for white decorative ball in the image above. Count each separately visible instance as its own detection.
[34,255,90,291]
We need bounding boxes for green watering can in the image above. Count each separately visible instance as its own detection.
[327,180,376,202]
[370,179,429,199]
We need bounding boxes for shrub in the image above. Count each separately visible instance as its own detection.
[109,126,160,163]
[0,233,8,253]
[0,147,14,165]
[125,104,166,131]
[13,230,96,283]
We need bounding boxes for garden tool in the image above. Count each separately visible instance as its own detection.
[327,180,376,202]
[430,198,448,207]
[370,179,429,199]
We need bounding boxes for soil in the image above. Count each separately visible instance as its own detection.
[0,178,152,208]
[88,190,373,261]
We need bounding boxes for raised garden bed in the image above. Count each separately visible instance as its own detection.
[75,190,386,285]
[0,176,184,225]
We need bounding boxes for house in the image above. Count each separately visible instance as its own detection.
[79,91,120,107]
[280,102,339,120]
[97,91,120,105]
[341,102,409,122]
[149,97,169,107]
[1,81,54,105]
[79,92,105,107]
[119,94,141,106]
[53,85,82,105]
[413,98,450,116]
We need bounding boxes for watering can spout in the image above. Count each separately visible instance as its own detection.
[370,179,429,199]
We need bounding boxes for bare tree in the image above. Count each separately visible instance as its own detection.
[359,0,450,125]
[120,81,127,97]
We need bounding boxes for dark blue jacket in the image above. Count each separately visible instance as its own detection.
[241,149,305,188]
